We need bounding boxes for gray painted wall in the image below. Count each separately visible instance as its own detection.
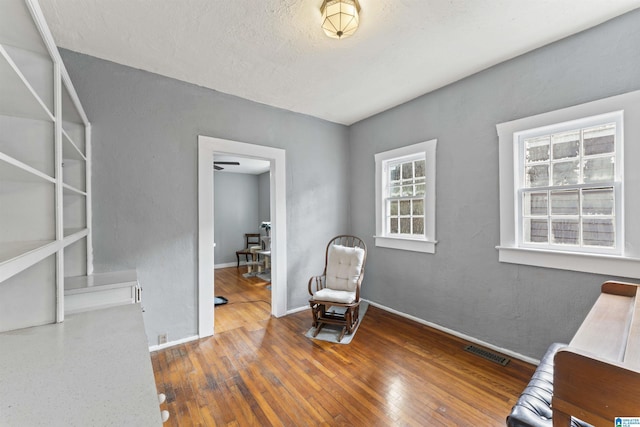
[213,172,260,266]
[349,10,640,359]
[60,49,351,344]
[60,9,640,357]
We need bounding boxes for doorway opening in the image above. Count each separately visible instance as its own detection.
[198,136,287,338]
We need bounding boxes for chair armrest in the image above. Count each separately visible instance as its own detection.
[308,275,326,295]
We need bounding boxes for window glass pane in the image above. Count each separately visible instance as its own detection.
[582,187,614,216]
[390,185,401,197]
[389,200,398,216]
[413,199,424,215]
[390,164,401,182]
[552,131,579,160]
[551,219,579,245]
[400,218,411,234]
[415,160,425,178]
[584,124,615,156]
[402,185,414,197]
[525,136,550,163]
[583,157,614,183]
[413,218,424,235]
[415,183,425,196]
[523,192,547,216]
[552,160,579,186]
[526,165,549,187]
[399,200,411,215]
[551,190,579,215]
[390,218,398,234]
[583,219,614,247]
[524,218,548,243]
[402,162,413,180]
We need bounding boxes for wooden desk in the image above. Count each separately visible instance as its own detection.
[0,304,162,426]
[552,281,640,426]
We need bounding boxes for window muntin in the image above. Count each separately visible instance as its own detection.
[386,157,426,237]
[518,119,620,253]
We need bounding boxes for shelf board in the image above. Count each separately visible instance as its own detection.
[63,228,88,246]
[62,130,86,161]
[62,183,86,196]
[0,239,57,283]
[0,152,55,183]
[65,270,138,294]
[0,0,49,56]
[0,44,53,121]
[63,227,86,238]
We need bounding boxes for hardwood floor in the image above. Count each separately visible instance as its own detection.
[151,267,534,426]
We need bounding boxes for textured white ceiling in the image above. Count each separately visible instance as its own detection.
[41,0,640,125]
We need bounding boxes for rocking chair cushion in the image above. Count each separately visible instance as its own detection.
[325,244,365,292]
[312,288,356,304]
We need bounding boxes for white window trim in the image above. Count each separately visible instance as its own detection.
[497,90,640,279]
[374,139,437,253]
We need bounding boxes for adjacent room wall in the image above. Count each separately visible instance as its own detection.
[213,172,260,266]
[258,171,270,231]
[348,10,640,359]
[61,50,351,344]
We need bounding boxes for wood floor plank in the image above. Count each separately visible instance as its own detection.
[152,267,535,426]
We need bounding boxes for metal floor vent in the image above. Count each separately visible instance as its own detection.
[464,345,510,366]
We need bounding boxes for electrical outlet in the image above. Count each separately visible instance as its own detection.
[158,333,168,345]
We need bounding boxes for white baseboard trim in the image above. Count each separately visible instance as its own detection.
[287,305,310,315]
[148,334,200,352]
[363,299,540,365]
[215,262,241,269]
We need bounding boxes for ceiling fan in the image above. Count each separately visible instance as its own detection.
[213,161,240,171]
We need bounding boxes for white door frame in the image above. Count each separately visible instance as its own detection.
[198,135,287,337]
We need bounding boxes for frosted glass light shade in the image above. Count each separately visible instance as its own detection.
[320,0,360,39]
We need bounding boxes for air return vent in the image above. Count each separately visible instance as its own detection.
[464,345,510,366]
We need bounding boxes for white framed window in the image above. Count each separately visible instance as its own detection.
[375,139,437,253]
[497,90,640,278]
[517,113,622,254]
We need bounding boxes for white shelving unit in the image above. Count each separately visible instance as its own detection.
[0,5,163,422]
[0,0,92,332]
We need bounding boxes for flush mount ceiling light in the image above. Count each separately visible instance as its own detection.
[320,0,361,39]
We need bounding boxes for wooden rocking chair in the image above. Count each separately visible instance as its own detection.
[308,235,367,342]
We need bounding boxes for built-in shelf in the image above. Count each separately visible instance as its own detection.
[0,0,49,56]
[0,240,57,283]
[2,43,53,112]
[62,182,86,196]
[0,5,160,423]
[0,239,56,265]
[0,114,54,176]
[0,254,56,332]
[62,130,86,161]
[0,151,55,183]
[0,45,53,122]
[65,270,140,315]
[0,0,91,328]
[63,227,87,241]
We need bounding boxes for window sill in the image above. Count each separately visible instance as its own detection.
[374,236,437,254]
[497,246,640,279]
